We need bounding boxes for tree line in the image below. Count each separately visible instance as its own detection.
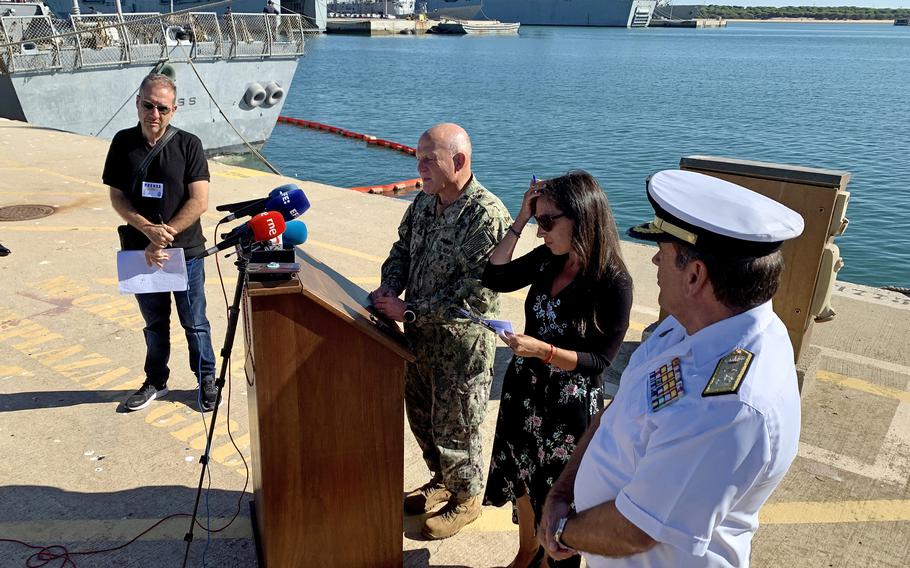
[696,5,910,20]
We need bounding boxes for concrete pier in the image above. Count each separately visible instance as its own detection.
[0,119,908,567]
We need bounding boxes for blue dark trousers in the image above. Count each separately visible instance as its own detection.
[135,257,216,388]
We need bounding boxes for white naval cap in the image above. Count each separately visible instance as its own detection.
[628,170,805,256]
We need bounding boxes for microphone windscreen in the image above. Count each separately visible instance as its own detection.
[283,220,308,246]
[271,183,300,195]
[249,211,286,242]
[265,188,310,220]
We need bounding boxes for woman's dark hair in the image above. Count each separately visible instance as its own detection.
[540,170,629,283]
[539,171,631,333]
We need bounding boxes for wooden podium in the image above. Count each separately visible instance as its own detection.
[242,250,413,567]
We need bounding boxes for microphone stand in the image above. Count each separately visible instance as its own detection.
[181,240,252,567]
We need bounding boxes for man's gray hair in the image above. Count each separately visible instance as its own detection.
[140,73,177,99]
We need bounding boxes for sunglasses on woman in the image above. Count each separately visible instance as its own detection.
[140,100,174,115]
[535,213,565,232]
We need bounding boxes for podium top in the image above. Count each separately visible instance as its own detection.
[680,155,851,189]
[247,250,414,362]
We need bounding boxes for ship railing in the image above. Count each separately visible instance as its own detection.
[0,12,307,75]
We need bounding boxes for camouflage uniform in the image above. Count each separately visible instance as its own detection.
[381,177,512,499]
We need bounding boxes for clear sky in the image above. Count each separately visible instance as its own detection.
[688,2,910,7]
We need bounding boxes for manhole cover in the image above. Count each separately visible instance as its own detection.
[0,204,56,221]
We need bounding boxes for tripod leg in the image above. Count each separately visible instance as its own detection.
[182,260,247,567]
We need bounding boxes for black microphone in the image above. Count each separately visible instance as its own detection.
[0,243,9,257]
[195,211,286,259]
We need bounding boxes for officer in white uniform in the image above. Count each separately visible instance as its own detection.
[537,170,805,567]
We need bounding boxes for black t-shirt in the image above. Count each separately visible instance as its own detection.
[102,124,210,256]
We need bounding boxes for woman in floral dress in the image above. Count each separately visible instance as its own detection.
[482,171,633,568]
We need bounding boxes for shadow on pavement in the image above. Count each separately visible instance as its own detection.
[0,485,256,568]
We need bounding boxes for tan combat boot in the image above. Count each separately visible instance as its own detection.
[421,495,482,540]
[403,476,452,515]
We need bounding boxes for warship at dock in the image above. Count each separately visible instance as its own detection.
[0,1,316,154]
[422,0,658,27]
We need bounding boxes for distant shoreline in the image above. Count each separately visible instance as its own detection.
[727,18,895,24]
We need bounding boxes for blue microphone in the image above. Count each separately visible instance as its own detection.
[268,188,310,221]
[282,220,308,248]
[219,185,310,223]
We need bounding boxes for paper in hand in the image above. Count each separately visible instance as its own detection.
[117,248,188,294]
[455,307,513,335]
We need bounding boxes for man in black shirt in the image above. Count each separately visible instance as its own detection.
[103,73,218,412]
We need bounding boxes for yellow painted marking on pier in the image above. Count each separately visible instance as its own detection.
[307,239,386,262]
[759,499,910,524]
[211,167,271,179]
[0,162,106,189]
[0,516,252,542]
[211,433,250,462]
[817,370,910,403]
[0,189,95,196]
[1,226,112,232]
[0,365,29,377]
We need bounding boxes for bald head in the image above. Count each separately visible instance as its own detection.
[416,123,474,203]
[422,123,472,159]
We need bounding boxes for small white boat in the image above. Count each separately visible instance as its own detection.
[428,18,519,35]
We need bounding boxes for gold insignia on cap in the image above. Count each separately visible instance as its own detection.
[652,217,698,245]
[703,348,754,397]
[631,222,665,235]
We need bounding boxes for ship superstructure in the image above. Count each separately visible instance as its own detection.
[0,3,312,153]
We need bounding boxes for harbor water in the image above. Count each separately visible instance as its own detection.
[260,22,910,288]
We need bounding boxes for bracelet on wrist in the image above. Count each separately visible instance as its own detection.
[508,225,523,238]
[542,343,556,365]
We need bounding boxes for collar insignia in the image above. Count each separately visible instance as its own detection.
[649,357,684,412]
[703,348,754,397]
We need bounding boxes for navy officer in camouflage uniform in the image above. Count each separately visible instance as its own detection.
[370,123,511,539]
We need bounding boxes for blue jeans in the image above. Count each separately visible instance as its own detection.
[135,257,216,388]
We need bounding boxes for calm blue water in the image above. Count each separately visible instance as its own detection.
[261,23,910,287]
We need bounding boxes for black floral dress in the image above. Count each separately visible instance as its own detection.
[482,246,633,526]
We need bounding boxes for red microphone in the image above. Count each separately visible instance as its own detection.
[196,211,286,259]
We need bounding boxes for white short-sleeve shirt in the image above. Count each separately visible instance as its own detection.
[574,301,800,567]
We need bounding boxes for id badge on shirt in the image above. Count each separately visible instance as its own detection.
[141,181,164,199]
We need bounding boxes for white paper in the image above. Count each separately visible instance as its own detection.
[117,248,188,294]
[486,319,514,335]
[455,307,513,335]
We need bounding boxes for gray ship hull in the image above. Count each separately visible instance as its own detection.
[424,0,657,27]
[1,9,307,154]
[0,55,298,154]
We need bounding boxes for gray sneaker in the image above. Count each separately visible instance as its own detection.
[125,383,168,411]
[200,376,219,412]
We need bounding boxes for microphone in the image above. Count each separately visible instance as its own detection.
[218,185,310,223]
[0,243,9,257]
[196,211,286,259]
[215,187,284,214]
[282,220,308,248]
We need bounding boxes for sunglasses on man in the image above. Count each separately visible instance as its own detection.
[139,100,174,115]
[535,213,565,232]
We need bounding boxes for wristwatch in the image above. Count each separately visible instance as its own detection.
[403,307,417,323]
[553,516,570,548]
